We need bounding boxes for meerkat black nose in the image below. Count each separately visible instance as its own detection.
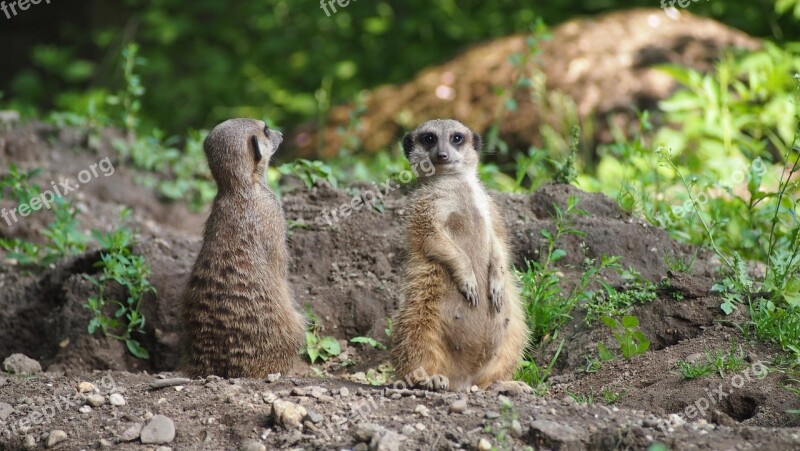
[437,152,449,162]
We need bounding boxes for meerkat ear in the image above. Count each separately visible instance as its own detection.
[250,136,264,163]
[402,133,414,160]
[472,132,482,153]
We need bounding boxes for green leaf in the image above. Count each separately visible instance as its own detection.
[551,249,567,261]
[597,343,614,361]
[621,315,639,328]
[350,336,386,350]
[319,336,342,357]
[126,339,149,359]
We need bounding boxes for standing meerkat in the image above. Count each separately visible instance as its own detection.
[180,118,305,378]
[390,119,530,393]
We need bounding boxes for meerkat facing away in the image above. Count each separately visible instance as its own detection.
[390,119,530,393]
[180,118,305,378]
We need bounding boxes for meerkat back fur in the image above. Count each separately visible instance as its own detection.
[390,119,530,392]
[180,118,305,378]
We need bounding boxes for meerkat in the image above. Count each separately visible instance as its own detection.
[390,119,531,393]
[180,118,305,379]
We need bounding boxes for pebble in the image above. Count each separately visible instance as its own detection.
[22,435,36,449]
[305,409,324,424]
[485,410,500,419]
[402,425,415,435]
[413,405,430,417]
[373,430,402,451]
[109,393,126,406]
[510,420,523,438]
[267,373,281,383]
[272,400,307,430]
[470,385,479,393]
[98,438,112,448]
[78,382,97,394]
[477,438,492,450]
[79,405,92,414]
[449,398,468,414]
[140,415,176,444]
[241,440,267,451]
[86,394,105,407]
[415,423,425,431]
[120,423,143,442]
[0,402,13,421]
[46,430,68,448]
[3,353,42,376]
[150,378,191,389]
[339,387,350,397]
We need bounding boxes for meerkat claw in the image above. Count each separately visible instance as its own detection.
[460,279,479,307]
[422,375,450,391]
[489,278,504,312]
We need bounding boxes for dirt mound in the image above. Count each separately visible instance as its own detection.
[289,8,759,158]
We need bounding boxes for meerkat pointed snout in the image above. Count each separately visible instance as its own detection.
[391,119,531,394]
[180,118,305,379]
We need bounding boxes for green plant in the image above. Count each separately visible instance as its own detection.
[601,315,651,359]
[676,359,716,380]
[584,279,658,325]
[350,336,386,350]
[301,309,342,364]
[279,159,339,189]
[601,387,626,404]
[106,43,145,134]
[482,397,531,451]
[567,389,594,405]
[83,210,154,359]
[514,340,563,396]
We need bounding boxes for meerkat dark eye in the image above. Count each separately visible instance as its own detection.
[451,133,464,146]
[421,133,437,146]
[263,125,270,137]
[251,136,263,163]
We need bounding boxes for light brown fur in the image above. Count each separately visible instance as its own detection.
[391,119,530,392]
[180,118,305,378]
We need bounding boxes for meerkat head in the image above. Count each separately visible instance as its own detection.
[204,118,283,192]
[402,119,481,177]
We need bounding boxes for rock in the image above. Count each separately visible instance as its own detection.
[271,400,307,430]
[685,353,705,364]
[79,405,92,414]
[120,423,143,442]
[241,440,267,451]
[86,394,105,407]
[510,420,523,438]
[414,405,430,417]
[485,410,500,420]
[3,354,42,376]
[372,430,402,451]
[449,398,468,414]
[22,435,36,450]
[155,447,173,451]
[267,373,281,383]
[0,402,13,421]
[109,393,126,406]
[477,438,492,450]
[150,378,191,389]
[140,415,176,444]
[78,382,97,393]
[305,409,324,424]
[402,425,415,435]
[98,438,112,448]
[46,430,68,448]
[339,387,350,397]
[353,423,386,442]
[528,420,583,447]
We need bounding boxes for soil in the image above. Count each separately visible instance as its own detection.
[0,121,799,450]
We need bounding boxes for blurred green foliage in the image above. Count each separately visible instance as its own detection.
[4,0,800,133]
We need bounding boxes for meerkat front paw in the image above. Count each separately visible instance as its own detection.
[488,277,504,312]
[458,275,479,307]
[421,374,450,391]
[489,380,533,396]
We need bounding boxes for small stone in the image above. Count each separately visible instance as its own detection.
[79,405,93,414]
[685,353,705,364]
[305,409,324,424]
[109,393,126,406]
[470,385,479,393]
[0,402,13,421]
[98,438,112,448]
[485,410,500,419]
[339,387,350,397]
[140,415,176,444]
[477,438,492,450]
[510,420,523,438]
[402,425,415,435]
[120,423,143,442]
[241,440,267,451]
[267,373,281,383]
[46,430,68,448]
[22,435,36,449]
[150,378,191,389]
[414,405,429,417]
[353,423,386,442]
[86,394,105,407]
[272,400,307,430]
[78,382,97,394]
[156,447,173,451]
[449,398,468,414]
[3,354,42,376]
[373,430,402,451]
